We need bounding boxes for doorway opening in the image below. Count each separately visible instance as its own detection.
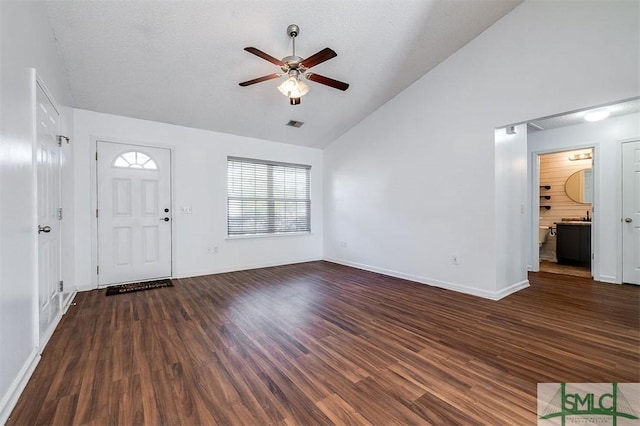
[526,97,640,282]
[536,148,593,278]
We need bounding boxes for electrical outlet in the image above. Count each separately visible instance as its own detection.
[207,246,219,255]
[340,241,348,248]
[452,255,460,265]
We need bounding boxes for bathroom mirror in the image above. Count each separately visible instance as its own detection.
[565,168,593,204]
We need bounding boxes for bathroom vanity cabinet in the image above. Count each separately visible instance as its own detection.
[556,222,591,265]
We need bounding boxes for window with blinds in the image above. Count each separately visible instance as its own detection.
[227,157,311,236]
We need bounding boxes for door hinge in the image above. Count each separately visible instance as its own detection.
[57,207,63,220]
[96,209,99,218]
[95,152,98,161]
[58,280,64,292]
[97,265,99,275]
[57,135,70,146]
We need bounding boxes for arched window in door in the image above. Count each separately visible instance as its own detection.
[112,151,158,170]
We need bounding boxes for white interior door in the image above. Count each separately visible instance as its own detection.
[622,140,640,285]
[36,82,62,344]
[97,141,172,286]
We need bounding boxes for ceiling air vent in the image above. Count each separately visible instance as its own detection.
[286,120,304,128]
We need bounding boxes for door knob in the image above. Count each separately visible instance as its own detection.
[38,225,51,234]
[160,217,170,222]
[625,217,633,223]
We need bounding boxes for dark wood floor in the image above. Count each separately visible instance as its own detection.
[8,261,639,425]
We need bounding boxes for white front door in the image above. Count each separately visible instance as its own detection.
[622,140,640,285]
[36,82,62,344]
[97,141,172,286]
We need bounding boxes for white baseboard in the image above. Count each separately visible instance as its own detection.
[61,291,77,313]
[0,290,77,424]
[324,257,528,301]
[493,279,530,300]
[175,257,323,280]
[0,348,40,425]
[74,259,324,291]
[38,311,62,350]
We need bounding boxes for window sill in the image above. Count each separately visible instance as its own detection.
[226,232,313,241]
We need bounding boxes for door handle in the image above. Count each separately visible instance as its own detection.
[625,217,633,223]
[38,225,51,234]
[160,217,170,222]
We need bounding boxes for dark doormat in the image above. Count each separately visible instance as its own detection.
[105,279,173,296]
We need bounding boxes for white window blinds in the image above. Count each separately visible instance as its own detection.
[227,157,311,236]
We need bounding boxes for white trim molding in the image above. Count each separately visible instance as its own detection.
[0,290,76,425]
[324,258,529,301]
[176,257,323,280]
[0,348,40,425]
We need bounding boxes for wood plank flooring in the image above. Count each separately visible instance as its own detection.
[539,260,591,278]
[8,261,639,425]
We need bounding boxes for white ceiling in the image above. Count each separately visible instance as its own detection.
[528,98,640,132]
[45,0,522,148]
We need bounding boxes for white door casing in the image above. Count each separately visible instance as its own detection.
[622,140,640,285]
[36,81,62,344]
[97,141,172,286]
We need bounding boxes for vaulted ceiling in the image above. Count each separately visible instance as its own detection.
[45,0,522,148]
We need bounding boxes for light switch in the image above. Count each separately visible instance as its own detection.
[181,206,192,214]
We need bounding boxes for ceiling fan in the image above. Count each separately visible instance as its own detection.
[239,24,349,105]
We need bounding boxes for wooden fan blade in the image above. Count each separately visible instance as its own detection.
[244,47,284,66]
[300,48,337,69]
[305,73,349,91]
[239,73,281,87]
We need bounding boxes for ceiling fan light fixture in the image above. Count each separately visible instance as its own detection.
[240,24,349,104]
[277,75,309,100]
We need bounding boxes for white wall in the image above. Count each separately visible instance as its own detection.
[73,109,323,290]
[528,113,640,283]
[323,0,639,299]
[0,1,73,422]
[495,124,529,297]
